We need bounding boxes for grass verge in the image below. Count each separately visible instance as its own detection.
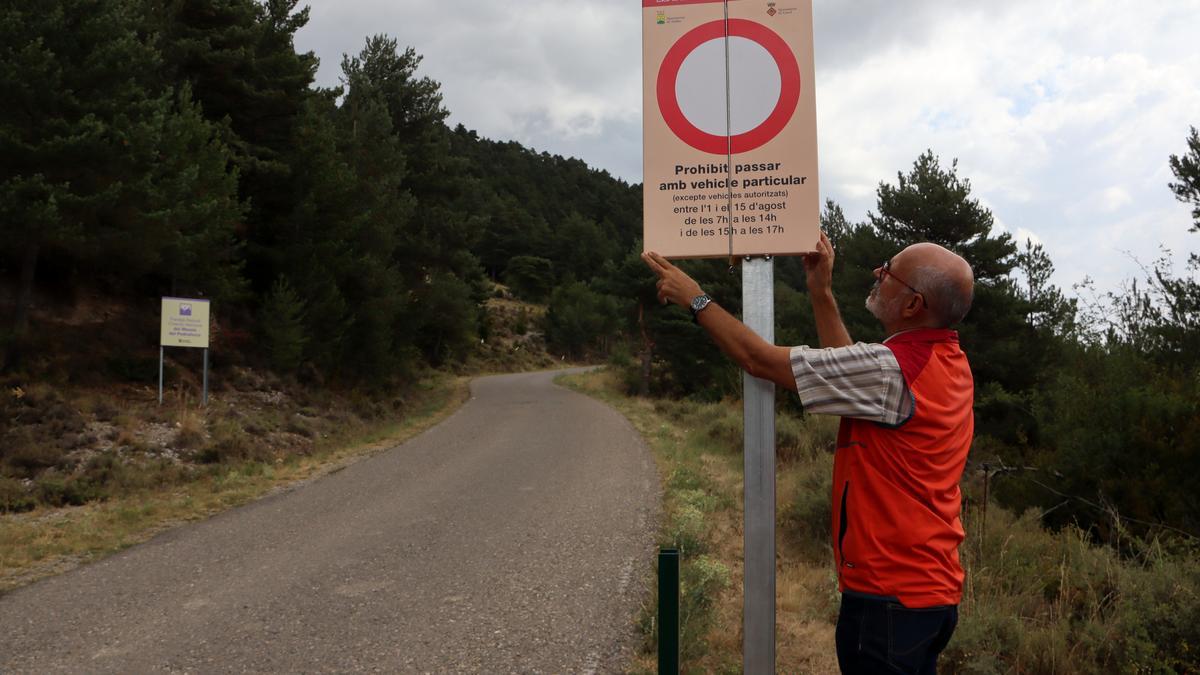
[0,374,470,594]
[558,368,841,674]
[561,367,1200,674]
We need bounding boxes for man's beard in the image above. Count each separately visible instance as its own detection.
[865,283,902,323]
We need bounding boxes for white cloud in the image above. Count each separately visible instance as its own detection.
[805,1,1200,293]
[294,0,1200,294]
[1015,228,1042,248]
[1101,187,1133,212]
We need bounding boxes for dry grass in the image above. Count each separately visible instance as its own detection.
[471,297,565,372]
[559,368,841,673]
[0,375,470,594]
[171,407,207,449]
[564,368,1200,674]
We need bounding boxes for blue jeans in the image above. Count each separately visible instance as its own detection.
[835,592,958,675]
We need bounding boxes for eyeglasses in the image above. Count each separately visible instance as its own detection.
[877,259,928,308]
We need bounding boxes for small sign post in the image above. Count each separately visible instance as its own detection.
[159,297,212,406]
[642,2,818,671]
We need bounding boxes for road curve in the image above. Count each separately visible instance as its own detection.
[0,369,659,673]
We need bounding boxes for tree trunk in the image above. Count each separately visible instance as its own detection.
[4,240,40,370]
[13,241,38,335]
[638,301,652,397]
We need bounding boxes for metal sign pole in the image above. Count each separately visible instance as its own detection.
[202,348,209,407]
[158,346,164,405]
[742,256,776,672]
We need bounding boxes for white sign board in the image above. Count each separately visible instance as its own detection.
[160,297,210,349]
[643,0,819,258]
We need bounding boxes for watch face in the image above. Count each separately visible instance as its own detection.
[691,294,710,312]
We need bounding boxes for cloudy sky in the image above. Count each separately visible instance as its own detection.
[295,1,1200,295]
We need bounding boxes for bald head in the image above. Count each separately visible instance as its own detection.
[894,243,975,327]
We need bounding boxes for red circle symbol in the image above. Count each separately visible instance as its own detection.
[657,19,800,155]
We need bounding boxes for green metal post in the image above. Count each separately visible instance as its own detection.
[658,548,680,674]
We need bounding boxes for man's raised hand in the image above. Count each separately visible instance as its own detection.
[641,251,704,309]
[802,230,835,295]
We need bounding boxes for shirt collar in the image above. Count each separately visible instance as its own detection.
[883,328,959,344]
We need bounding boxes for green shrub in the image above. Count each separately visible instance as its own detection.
[1105,553,1200,673]
[512,309,529,336]
[775,412,807,462]
[775,411,839,463]
[285,416,315,438]
[0,476,35,513]
[196,419,270,464]
[34,471,106,507]
[782,453,834,561]
[1017,343,1200,540]
[259,276,308,373]
[667,464,712,493]
[677,487,722,513]
[607,341,634,369]
[89,397,120,422]
[701,406,741,449]
[694,404,838,463]
[667,502,708,557]
[4,384,87,444]
[640,552,733,663]
[412,273,479,368]
[3,443,65,476]
[173,424,206,449]
[942,506,1200,673]
[653,398,698,424]
[105,356,163,384]
[78,451,126,485]
[74,451,189,495]
[679,555,732,661]
[504,255,554,302]
[944,606,1024,675]
[544,281,622,358]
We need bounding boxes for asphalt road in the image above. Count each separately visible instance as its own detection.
[0,369,659,674]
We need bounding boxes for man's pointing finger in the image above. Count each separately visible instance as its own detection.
[641,251,665,275]
[648,251,676,271]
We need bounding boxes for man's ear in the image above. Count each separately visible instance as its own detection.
[902,294,923,317]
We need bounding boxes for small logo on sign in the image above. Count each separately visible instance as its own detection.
[656,10,666,24]
[767,2,777,16]
[180,304,192,316]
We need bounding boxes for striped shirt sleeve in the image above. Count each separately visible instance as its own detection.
[789,342,914,426]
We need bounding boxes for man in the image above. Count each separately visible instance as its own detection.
[642,232,974,675]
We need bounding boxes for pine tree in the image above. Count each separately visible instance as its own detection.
[145,86,246,301]
[341,37,484,365]
[869,151,1040,441]
[0,0,244,366]
[1168,126,1200,234]
[1015,239,1076,337]
[871,150,1017,282]
[259,276,307,372]
[156,0,317,290]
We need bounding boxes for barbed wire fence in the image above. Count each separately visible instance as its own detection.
[967,458,1198,551]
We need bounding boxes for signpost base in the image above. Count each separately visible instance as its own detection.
[742,257,776,673]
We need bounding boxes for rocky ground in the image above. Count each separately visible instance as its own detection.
[1,289,559,514]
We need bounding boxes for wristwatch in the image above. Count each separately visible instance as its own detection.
[689,294,713,323]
